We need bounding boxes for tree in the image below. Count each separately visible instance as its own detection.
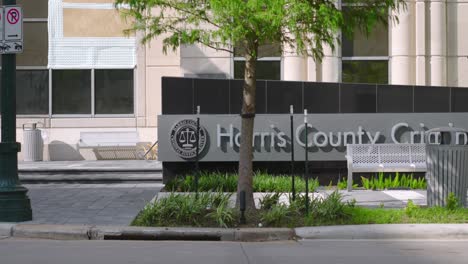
[115,0,405,210]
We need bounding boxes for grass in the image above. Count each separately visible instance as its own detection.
[360,172,426,190]
[165,171,319,193]
[132,191,468,228]
[166,171,426,193]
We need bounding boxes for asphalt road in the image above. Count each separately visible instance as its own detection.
[1,239,468,264]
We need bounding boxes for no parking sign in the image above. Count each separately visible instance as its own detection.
[0,5,22,54]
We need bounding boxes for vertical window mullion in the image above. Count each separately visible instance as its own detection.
[49,69,52,117]
[91,69,95,117]
[133,68,137,117]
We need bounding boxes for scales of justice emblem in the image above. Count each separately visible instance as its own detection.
[170,119,207,159]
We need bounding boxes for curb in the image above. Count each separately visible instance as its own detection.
[295,224,468,240]
[2,224,294,242]
[13,224,94,240]
[0,223,14,237]
[3,224,468,241]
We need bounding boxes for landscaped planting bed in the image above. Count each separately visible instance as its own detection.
[129,171,465,228]
[132,191,468,228]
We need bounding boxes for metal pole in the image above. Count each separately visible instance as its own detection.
[304,109,309,215]
[0,0,32,221]
[290,105,295,201]
[195,105,200,198]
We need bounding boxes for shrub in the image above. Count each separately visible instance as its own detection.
[206,202,235,228]
[446,192,461,211]
[259,192,281,210]
[260,204,292,227]
[132,192,234,228]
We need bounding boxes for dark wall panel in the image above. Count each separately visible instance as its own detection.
[162,77,193,114]
[340,83,377,113]
[414,86,450,112]
[230,80,266,114]
[266,80,302,113]
[162,77,463,115]
[194,79,229,114]
[451,88,468,112]
[303,82,339,113]
[377,84,413,113]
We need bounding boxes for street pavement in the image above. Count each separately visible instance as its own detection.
[23,183,163,225]
[1,239,468,264]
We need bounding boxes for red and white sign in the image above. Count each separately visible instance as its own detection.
[4,6,22,41]
[1,5,23,54]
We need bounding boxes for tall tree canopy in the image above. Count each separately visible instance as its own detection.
[116,0,405,209]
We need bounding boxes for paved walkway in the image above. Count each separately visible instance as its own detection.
[24,183,163,225]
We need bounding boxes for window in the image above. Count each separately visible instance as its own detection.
[341,6,389,84]
[233,43,281,80]
[342,60,388,84]
[52,69,134,115]
[234,60,281,80]
[17,70,49,115]
[95,69,134,114]
[52,70,92,115]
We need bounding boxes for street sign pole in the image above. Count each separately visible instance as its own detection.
[0,0,32,222]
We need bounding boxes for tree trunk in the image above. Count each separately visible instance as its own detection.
[237,54,257,210]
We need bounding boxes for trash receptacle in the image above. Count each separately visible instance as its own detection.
[426,127,468,207]
[22,123,43,162]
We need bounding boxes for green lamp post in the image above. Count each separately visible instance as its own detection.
[0,0,32,222]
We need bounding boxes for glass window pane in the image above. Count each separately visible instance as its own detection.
[95,69,134,114]
[52,70,91,114]
[17,0,48,18]
[342,6,388,57]
[17,22,48,66]
[342,60,388,84]
[234,61,280,80]
[234,43,281,57]
[17,70,49,115]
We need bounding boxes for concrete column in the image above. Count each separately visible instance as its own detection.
[429,0,447,86]
[283,44,307,81]
[321,44,341,82]
[415,0,426,86]
[307,57,320,82]
[390,1,415,85]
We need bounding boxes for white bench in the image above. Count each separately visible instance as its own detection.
[78,131,141,160]
[346,144,427,191]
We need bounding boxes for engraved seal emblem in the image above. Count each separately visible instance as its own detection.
[170,119,207,159]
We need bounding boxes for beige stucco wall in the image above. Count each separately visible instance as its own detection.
[63,9,132,38]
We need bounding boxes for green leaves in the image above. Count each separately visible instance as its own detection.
[115,0,405,60]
